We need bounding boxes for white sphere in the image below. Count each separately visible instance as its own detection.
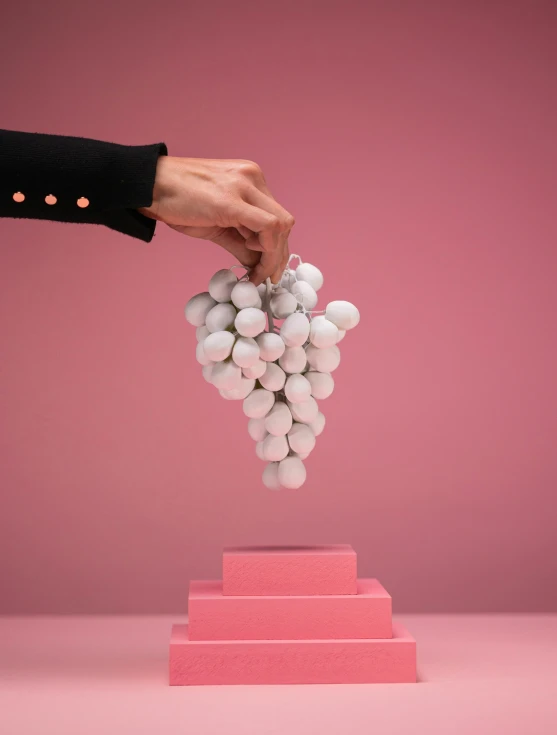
[287,423,316,454]
[305,371,335,399]
[243,388,275,419]
[278,456,307,489]
[280,312,310,347]
[256,332,285,361]
[255,441,267,461]
[231,281,261,309]
[242,359,267,379]
[294,451,310,461]
[248,417,268,442]
[185,292,217,327]
[208,269,238,303]
[262,462,282,490]
[309,315,339,349]
[271,291,298,319]
[202,364,214,383]
[336,329,346,343]
[288,396,319,424]
[232,337,260,368]
[284,374,311,403]
[196,325,210,343]
[325,300,360,330]
[220,377,255,400]
[280,270,297,290]
[259,362,286,392]
[279,346,307,374]
[195,341,212,366]
[206,302,237,333]
[264,402,293,437]
[310,411,326,437]
[296,262,324,291]
[257,283,268,300]
[211,361,242,390]
[235,307,266,337]
[203,331,235,362]
[292,280,318,310]
[305,344,341,373]
[263,434,289,461]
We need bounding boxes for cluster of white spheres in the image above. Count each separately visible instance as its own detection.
[184,260,360,490]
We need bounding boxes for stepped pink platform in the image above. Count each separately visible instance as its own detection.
[169,545,416,685]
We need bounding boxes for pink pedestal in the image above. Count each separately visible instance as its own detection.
[170,623,416,685]
[170,545,416,685]
[188,578,392,641]
[222,545,357,596]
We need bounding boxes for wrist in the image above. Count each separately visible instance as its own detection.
[139,155,173,220]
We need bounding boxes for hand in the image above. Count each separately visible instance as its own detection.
[139,156,294,285]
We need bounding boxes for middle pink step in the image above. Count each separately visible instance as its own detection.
[188,578,392,641]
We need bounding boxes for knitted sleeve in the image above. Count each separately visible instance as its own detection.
[0,129,168,242]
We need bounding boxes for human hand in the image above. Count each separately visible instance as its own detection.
[139,156,294,285]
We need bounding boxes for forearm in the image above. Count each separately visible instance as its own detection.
[0,129,167,241]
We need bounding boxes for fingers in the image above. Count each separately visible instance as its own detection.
[211,228,260,269]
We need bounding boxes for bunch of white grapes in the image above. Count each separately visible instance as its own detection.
[184,256,360,490]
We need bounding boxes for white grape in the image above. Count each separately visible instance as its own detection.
[305,344,341,373]
[309,315,338,349]
[305,371,334,399]
[279,346,307,374]
[288,396,319,424]
[292,280,318,310]
[211,361,242,390]
[243,388,275,419]
[259,362,286,392]
[284,373,311,403]
[232,337,260,368]
[231,281,261,309]
[280,270,296,290]
[257,283,268,300]
[203,331,235,362]
[248,417,268,442]
[296,262,323,291]
[242,360,267,379]
[255,441,267,460]
[195,341,212,366]
[262,462,282,490]
[278,456,307,489]
[310,411,326,437]
[336,329,346,343]
[280,312,310,347]
[271,291,298,319]
[264,402,293,437]
[235,307,266,337]
[196,325,210,343]
[202,364,214,383]
[220,377,255,400]
[206,303,237,333]
[208,269,238,303]
[325,300,360,330]
[185,292,217,327]
[294,451,310,461]
[256,332,285,361]
[287,423,316,454]
[262,434,289,461]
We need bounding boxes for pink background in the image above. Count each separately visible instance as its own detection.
[0,1,556,614]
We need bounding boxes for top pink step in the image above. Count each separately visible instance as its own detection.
[222,545,357,596]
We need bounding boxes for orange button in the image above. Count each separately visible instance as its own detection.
[77,197,89,208]
[45,194,57,205]
[13,192,25,203]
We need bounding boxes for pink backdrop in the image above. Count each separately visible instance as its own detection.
[1,1,556,614]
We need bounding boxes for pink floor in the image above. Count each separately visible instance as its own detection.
[1,615,556,734]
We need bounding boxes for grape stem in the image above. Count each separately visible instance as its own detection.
[264,277,275,333]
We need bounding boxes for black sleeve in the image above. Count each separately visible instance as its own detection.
[0,129,168,242]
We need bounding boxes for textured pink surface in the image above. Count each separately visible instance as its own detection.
[1,615,556,734]
[1,2,557,615]
[188,578,392,641]
[169,622,415,685]
[223,545,357,596]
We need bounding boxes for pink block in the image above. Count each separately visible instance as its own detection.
[169,622,416,685]
[222,545,357,596]
[188,578,392,641]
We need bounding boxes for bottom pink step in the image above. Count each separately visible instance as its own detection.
[169,622,416,685]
